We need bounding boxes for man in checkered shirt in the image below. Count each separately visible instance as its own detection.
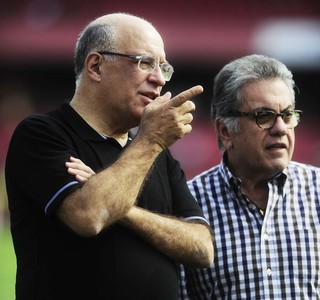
[180,54,320,299]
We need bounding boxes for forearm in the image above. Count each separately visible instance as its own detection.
[58,137,163,236]
[119,206,214,268]
[59,86,204,236]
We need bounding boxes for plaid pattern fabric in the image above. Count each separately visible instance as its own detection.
[180,159,320,299]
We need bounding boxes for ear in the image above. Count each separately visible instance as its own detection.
[85,53,103,82]
[215,119,233,150]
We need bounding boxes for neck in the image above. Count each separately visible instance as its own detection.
[70,97,129,143]
[100,131,129,147]
[240,180,269,210]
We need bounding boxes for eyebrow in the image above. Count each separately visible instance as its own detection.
[251,105,293,112]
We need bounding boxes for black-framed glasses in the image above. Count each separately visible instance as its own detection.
[97,51,174,81]
[227,109,303,130]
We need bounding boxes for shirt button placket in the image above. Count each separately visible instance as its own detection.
[267,268,272,276]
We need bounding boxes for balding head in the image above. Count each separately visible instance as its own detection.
[74,13,162,81]
[90,13,150,28]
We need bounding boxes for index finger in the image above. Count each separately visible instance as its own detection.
[170,85,204,107]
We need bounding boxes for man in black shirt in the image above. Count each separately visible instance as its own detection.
[5,13,213,300]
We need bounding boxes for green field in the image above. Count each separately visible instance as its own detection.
[0,227,16,300]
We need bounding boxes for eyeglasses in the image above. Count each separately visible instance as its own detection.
[97,51,174,81]
[227,109,303,130]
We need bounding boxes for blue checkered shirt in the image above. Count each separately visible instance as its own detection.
[179,159,320,299]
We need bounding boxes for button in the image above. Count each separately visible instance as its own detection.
[267,268,272,276]
[263,233,269,240]
[249,204,256,210]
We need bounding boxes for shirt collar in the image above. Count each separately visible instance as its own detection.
[58,102,134,145]
[219,151,287,190]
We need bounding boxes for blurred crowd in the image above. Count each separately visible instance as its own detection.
[0,81,35,231]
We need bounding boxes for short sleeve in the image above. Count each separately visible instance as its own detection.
[5,115,80,215]
[166,150,208,224]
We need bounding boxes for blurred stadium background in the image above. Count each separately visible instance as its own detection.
[1,0,319,298]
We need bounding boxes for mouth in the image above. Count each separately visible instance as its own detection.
[140,92,158,101]
[266,143,287,150]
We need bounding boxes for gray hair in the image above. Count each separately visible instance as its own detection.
[74,21,116,82]
[211,54,296,148]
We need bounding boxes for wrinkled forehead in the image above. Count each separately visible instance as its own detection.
[241,78,294,109]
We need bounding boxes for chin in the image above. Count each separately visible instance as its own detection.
[270,159,289,173]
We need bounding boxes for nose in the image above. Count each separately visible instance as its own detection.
[270,115,288,135]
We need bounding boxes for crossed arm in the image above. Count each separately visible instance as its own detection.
[58,87,214,268]
[66,156,214,268]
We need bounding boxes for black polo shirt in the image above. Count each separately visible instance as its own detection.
[5,102,207,300]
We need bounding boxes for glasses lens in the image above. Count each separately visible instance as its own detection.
[283,111,295,128]
[138,55,155,71]
[256,111,275,129]
[161,63,174,81]
[256,110,302,129]
[137,55,174,81]
[293,111,302,123]
[286,111,301,128]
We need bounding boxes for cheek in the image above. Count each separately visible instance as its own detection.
[239,137,258,153]
[237,131,265,156]
[238,127,259,144]
[288,132,295,157]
